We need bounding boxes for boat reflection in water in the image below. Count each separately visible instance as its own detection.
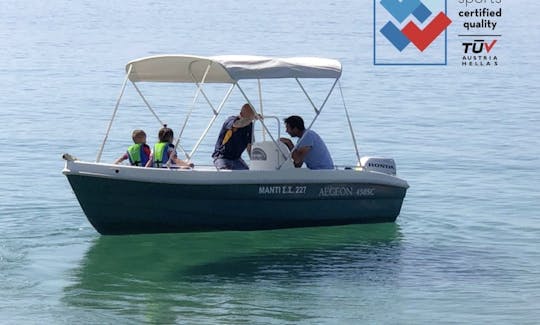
[63,224,402,323]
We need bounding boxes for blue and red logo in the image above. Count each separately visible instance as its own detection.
[374,0,452,65]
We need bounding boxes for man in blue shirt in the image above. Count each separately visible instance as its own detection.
[212,103,256,170]
[279,115,334,169]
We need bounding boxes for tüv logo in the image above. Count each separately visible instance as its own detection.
[374,0,452,65]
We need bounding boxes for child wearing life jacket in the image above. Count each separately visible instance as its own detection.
[114,129,151,166]
[146,125,193,169]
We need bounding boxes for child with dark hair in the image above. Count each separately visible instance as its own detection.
[146,125,193,168]
[114,129,151,166]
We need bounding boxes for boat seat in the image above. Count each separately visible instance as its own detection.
[250,141,294,170]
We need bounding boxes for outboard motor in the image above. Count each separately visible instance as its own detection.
[250,141,294,170]
[360,157,397,175]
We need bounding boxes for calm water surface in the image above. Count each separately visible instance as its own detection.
[1,1,539,323]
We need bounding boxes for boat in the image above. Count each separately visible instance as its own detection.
[62,54,409,235]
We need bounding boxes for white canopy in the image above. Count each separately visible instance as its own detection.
[126,55,342,83]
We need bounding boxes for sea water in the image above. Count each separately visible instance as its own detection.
[1,0,539,323]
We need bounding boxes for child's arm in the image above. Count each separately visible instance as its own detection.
[114,153,128,164]
[173,156,194,168]
[168,146,193,168]
[170,150,194,169]
[145,153,154,167]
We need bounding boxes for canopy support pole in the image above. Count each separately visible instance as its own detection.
[96,65,132,162]
[131,80,194,163]
[174,62,214,160]
[306,78,339,130]
[257,79,265,141]
[131,81,164,126]
[180,62,213,139]
[295,78,319,114]
[236,83,289,163]
[187,83,235,160]
[189,62,218,115]
[338,80,361,164]
[277,77,339,169]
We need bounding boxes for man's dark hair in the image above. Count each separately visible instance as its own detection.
[284,115,305,131]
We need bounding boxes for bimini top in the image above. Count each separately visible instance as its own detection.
[125,55,342,83]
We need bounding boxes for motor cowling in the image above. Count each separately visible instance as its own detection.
[360,157,397,175]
